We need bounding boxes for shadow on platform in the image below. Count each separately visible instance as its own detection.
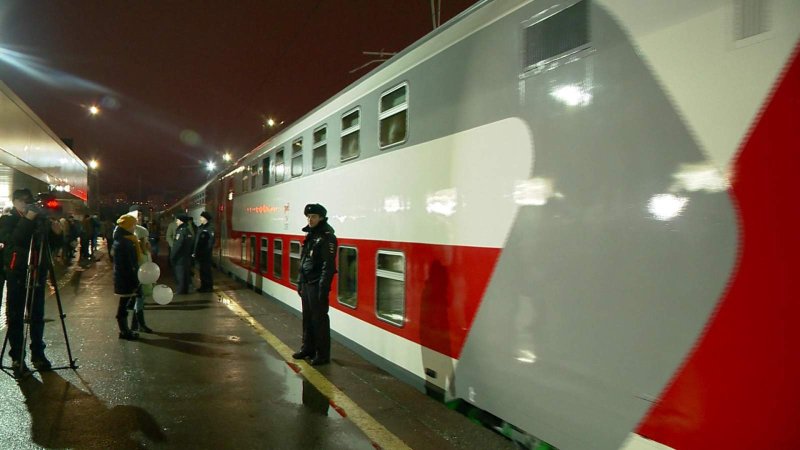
[18,371,166,449]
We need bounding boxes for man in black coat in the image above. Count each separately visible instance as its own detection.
[170,215,194,294]
[0,189,61,377]
[292,203,338,366]
[193,211,215,292]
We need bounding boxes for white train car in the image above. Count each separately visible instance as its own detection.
[172,1,800,448]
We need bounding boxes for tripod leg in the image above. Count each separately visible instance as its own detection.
[45,236,78,369]
[1,330,8,368]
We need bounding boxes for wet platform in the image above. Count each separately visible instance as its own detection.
[0,243,514,449]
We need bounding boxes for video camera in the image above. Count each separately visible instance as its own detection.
[26,192,63,218]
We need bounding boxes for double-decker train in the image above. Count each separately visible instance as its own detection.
[167,1,800,448]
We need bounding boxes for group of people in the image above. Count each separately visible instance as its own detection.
[164,212,214,295]
[1,192,336,378]
[112,208,215,341]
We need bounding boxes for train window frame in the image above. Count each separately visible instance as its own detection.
[250,164,258,190]
[375,250,405,327]
[520,0,592,78]
[273,238,283,279]
[378,82,409,149]
[260,237,268,273]
[337,246,358,309]
[289,240,301,285]
[275,147,286,183]
[340,107,361,162]
[249,236,256,268]
[312,125,327,171]
[291,138,303,178]
[262,157,270,186]
[240,236,246,264]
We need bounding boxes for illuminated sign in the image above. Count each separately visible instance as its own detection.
[245,204,280,214]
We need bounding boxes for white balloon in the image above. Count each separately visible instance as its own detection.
[153,284,173,305]
[138,262,160,284]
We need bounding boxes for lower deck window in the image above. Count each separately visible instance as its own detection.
[376,250,405,326]
[337,247,358,308]
[273,239,283,279]
[260,238,268,272]
[289,241,301,285]
[249,236,256,268]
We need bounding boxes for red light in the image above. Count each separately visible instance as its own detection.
[45,200,60,209]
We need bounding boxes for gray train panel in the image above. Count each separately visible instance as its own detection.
[454,2,737,450]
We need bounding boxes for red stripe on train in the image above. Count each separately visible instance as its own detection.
[637,46,800,448]
[226,232,500,359]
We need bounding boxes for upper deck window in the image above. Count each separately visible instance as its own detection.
[262,156,270,186]
[379,83,408,148]
[341,108,360,161]
[312,125,327,171]
[275,147,285,183]
[523,0,589,71]
[292,138,303,178]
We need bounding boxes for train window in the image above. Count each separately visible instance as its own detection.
[250,164,258,190]
[289,241,301,285]
[260,238,268,272]
[523,0,589,72]
[376,250,405,326]
[250,236,256,268]
[240,236,246,263]
[379,83,408,148]
[341,108,360,161]
[312,125,327,171]
[242,172,248,192]
[273,238,283,279]
[262,157,270,186]
[337,247,358,309]
[275,147,285,182]
[291,138,303,178]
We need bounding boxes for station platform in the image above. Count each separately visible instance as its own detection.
[0,242,514,450]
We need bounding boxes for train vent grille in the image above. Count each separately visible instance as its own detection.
[734,0,770,41]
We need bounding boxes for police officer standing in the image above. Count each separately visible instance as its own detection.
[193,211,215,292]
[170,215,194,294]
[292,203,337,366]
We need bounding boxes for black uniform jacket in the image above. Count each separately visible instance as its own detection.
[193,222,215,258]
[298,220,338,289]
[170,223,194,265]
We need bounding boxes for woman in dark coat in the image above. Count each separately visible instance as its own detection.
[113,215,141,340]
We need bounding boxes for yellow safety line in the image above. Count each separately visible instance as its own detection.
[217,291,412,450]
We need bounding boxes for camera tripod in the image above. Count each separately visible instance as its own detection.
[1,218,78,377]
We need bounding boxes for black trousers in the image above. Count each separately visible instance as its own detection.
[173,257,191,294]
[197,255,213,289]
[5,271,47,361]
[299,282,330,360]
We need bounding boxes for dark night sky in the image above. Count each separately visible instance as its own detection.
[0,0,476,201]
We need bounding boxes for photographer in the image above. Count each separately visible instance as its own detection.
[0,188,62,378]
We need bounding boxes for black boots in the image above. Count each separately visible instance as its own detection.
[11,360,30,379]
[130,310,153,333]
[292,350,313,359]
[117,313,139,340]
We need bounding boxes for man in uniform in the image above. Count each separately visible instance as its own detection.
[193,211,215,292]
[170,215,194,294]
[292,203,338,366]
